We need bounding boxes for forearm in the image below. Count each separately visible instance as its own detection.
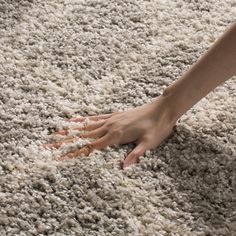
[159,22,236,122]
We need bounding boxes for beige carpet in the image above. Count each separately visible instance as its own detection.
[0,0,236,235]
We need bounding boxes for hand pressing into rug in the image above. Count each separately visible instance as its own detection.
[43,21,236,168]
[44,97,177,169]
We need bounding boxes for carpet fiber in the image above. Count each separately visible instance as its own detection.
[0,0,236,235]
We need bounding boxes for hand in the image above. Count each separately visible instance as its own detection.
[43,95,177,169]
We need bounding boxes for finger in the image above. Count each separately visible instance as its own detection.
[68,111,121,122]
[54,120,106,135]
[87,132,114,150]
[81,126,107,139]
[43,136,81,149]
[57,144,93,160]
[122,141,148,169]
[69,114,112,122]
[83,119,106,131]
[53,127,70,136]
[58,133,112,160]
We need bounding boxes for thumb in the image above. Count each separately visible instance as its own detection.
[122,141,147,169]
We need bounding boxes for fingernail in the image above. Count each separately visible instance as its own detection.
[57,156,68,161]
[55,130,68,135]
[122,162,127,169]
[79,147,90,156]
[69,119,79,123]
[42,143,51,148]
[64,118,74,123]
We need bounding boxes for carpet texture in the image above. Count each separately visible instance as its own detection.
[0,0,236,235]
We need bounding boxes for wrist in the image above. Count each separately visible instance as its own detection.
[151,86,187,124]
[162,86,187,121]
[150,93,180,126]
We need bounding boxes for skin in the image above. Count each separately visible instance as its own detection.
[44,22,236,169]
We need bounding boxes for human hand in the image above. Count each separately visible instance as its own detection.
[43,96,177,169]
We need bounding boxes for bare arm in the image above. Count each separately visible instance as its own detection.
[45,22,236,169]
[157,21,236,122]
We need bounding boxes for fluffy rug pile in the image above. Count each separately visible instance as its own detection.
[0,0,235,235]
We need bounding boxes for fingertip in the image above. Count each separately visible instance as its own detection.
[121,161,126,170]
[68,118,76,122]
[122,159,132,169]
[123,164,128,170]
[68,117,83,122]
[42,143,52,149]
[122,155,140,169]
[122,162,133,170]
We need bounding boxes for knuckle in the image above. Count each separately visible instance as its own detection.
[135,151,140,156]
[112,128,121,134]
[142,136,152,145]
[111,128,122,138]
[104,120,113,128]
[130,152,138,158]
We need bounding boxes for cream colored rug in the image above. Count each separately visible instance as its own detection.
[0,0,236,235]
